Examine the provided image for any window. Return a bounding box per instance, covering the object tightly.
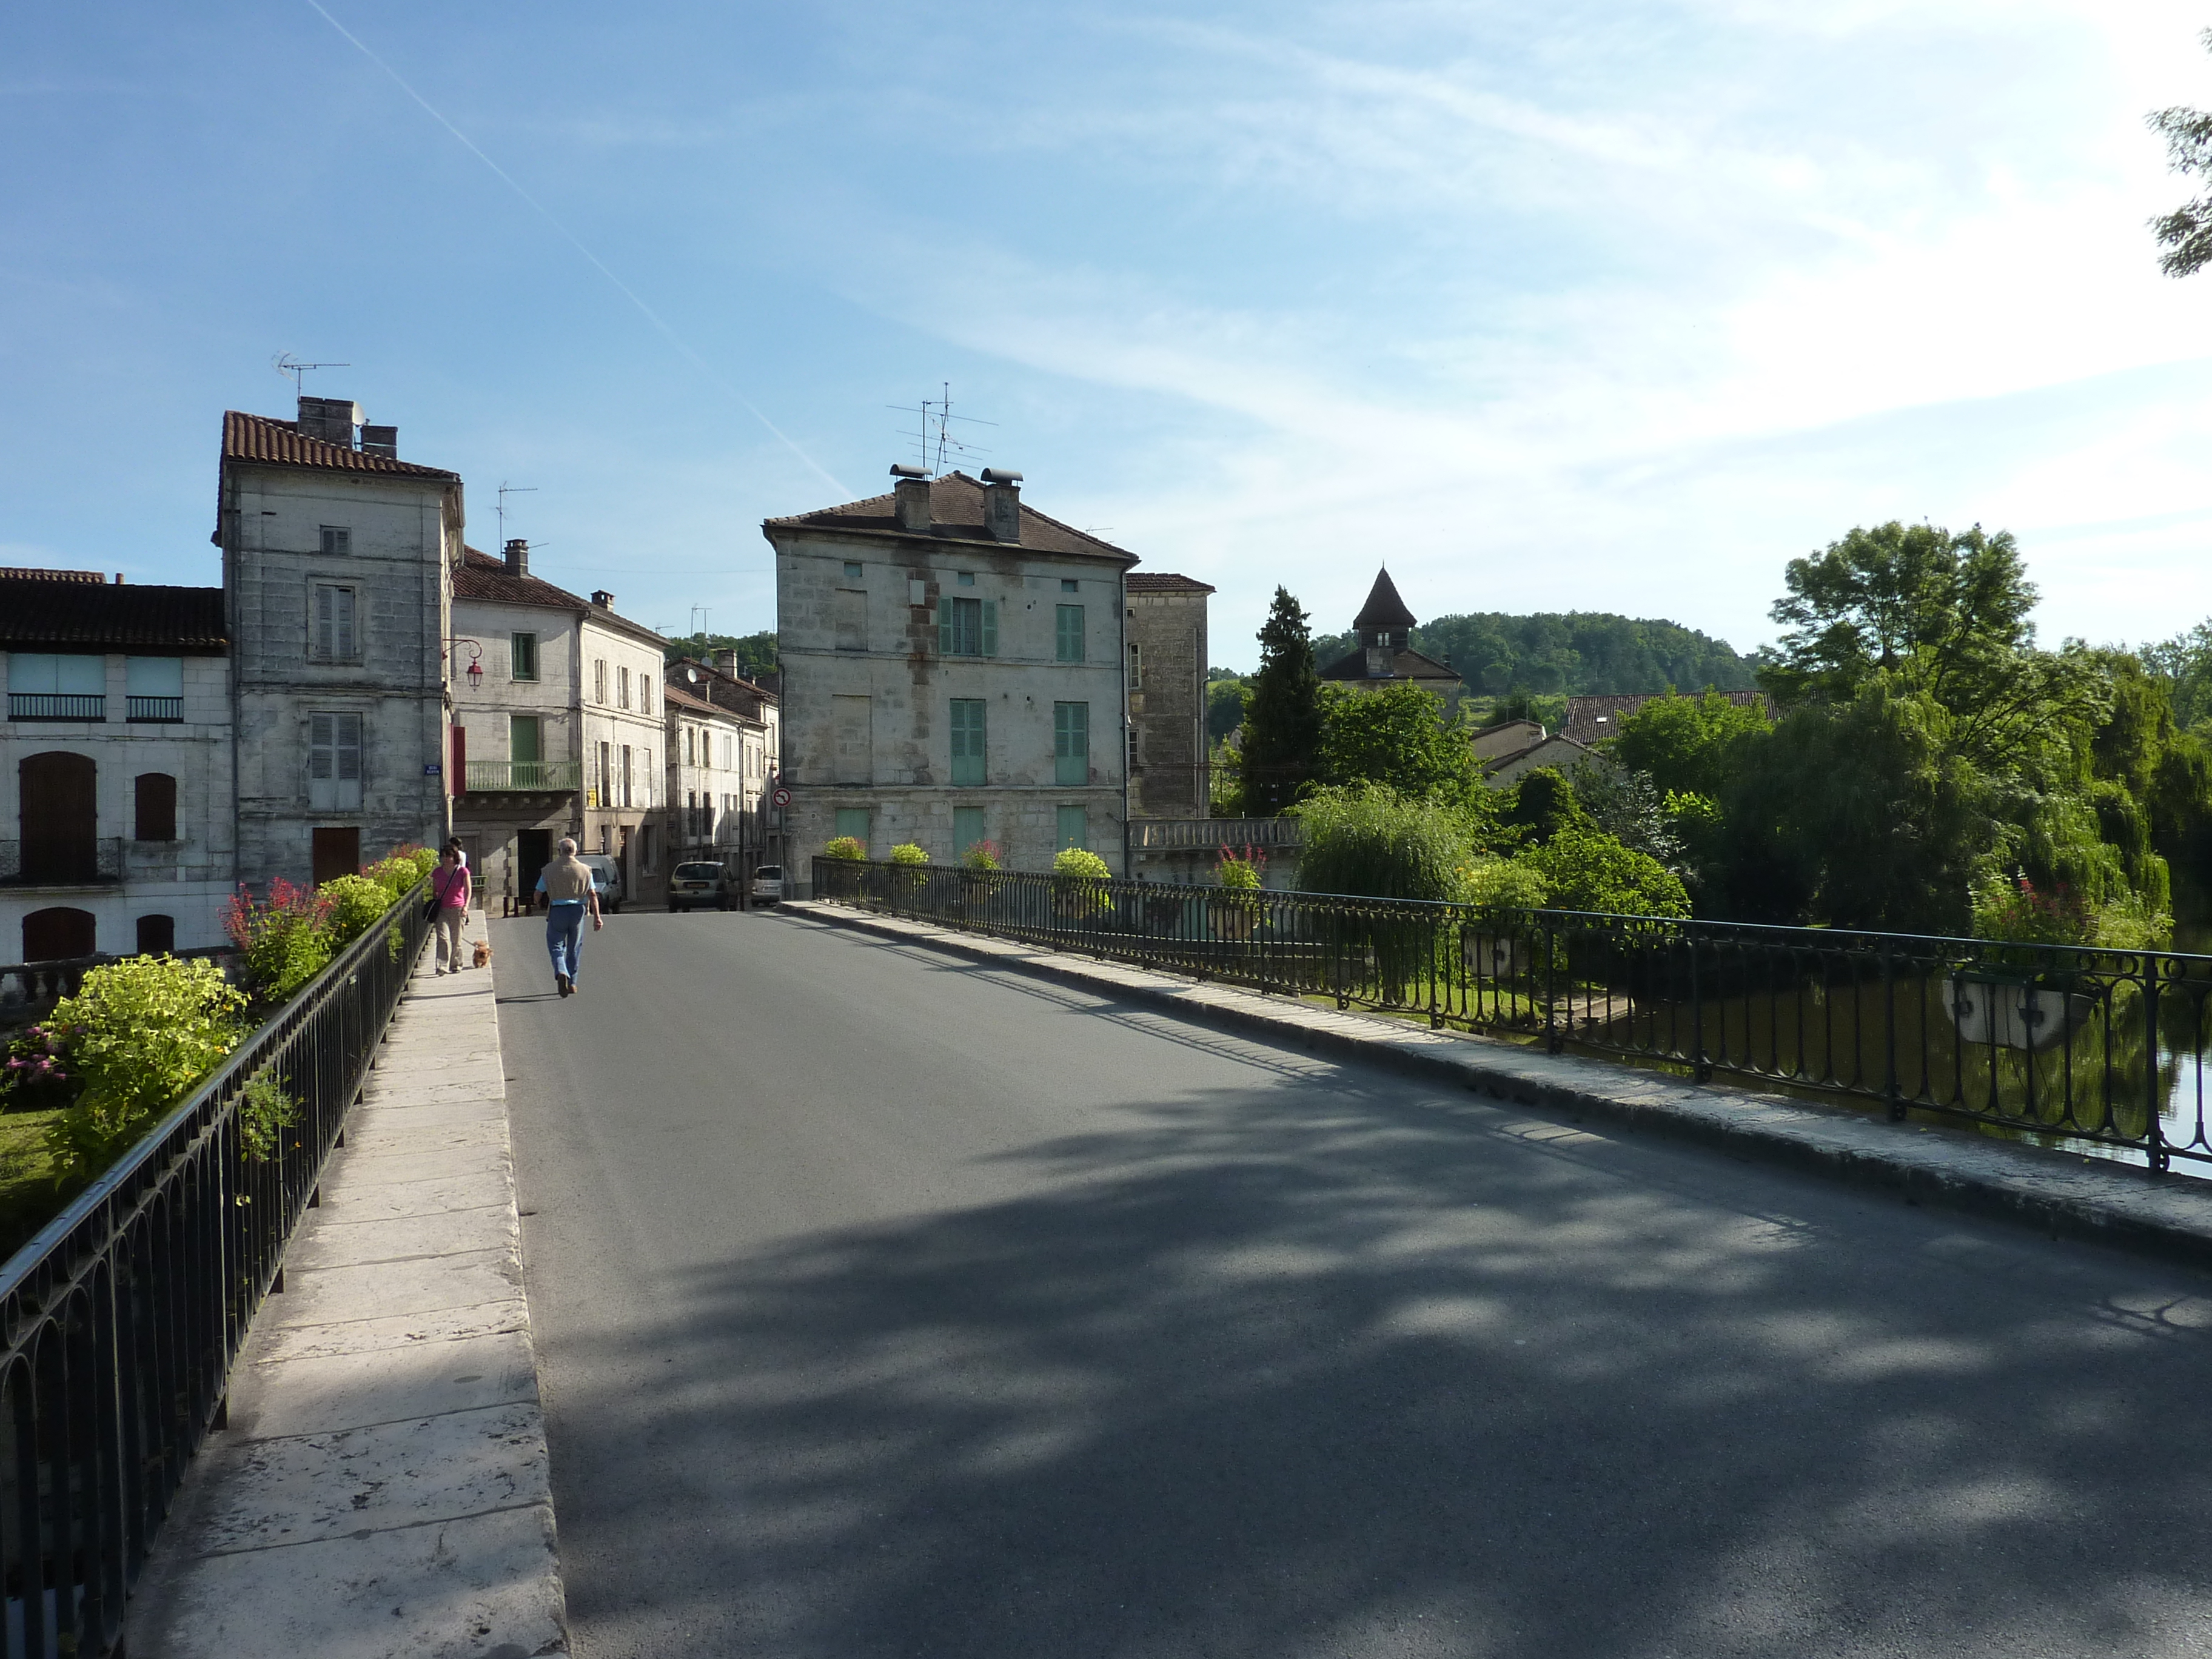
[617,666,631,709]
[622,745,634,808]
[641,824,657,874]
[953,805,987,860]
[1057,806,1088,853]
[642,748,652,806]
[126,656,184,721]
[8,653,105,720]
[136,914,175,955]
[511,632,538,681]
[594,659,608,703]
[721,734,734,770]
[509,715,542,785]
[312,583,358,659]
[843,560,864,580]
[834,587,867,652]
[597,741,611,807]
[950,698,987,787]
[957,571,975,586]
[1056,604,1085,663]
[309,712,364,811]
[1054,702,1089,787]
[834,808,871,849]
[685,728,695,766]
[134,773,177,842]
[1128,642,1144,692]
[1061,578,1079,594]
[938,596,996,657]
[642,674,652,708]
[320,526,350,557]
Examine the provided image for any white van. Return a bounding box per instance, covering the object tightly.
[749,864,785,906]
[574,853,625,913]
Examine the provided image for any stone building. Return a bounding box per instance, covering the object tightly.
[217,397,462,886]
[578,593,670,907]
[448,541,592,908]
[1319,568,1461,692]
[1124,572,1214,818]
[767,469,1134,873]
[1,569,236,961]
[665,654,779,877]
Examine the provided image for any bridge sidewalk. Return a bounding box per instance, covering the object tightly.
[789,900,2212,1272]
[124,947,568,1658]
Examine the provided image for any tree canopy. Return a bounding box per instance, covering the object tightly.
[1309,611,1757,695]
[2150,33,2212,278]
[1240,588,1323,816]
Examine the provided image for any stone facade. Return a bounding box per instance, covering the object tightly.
[578,598,671,907]
[665,661,778,879]
[218,401,461,888]
[1,574,236,959]
[1125,574,1214,818]
[767,471,1134,874]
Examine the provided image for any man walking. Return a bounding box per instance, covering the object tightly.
[535,837,602,997]
[431,840,472,975]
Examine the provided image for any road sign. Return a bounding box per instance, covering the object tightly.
[772,786,792,807]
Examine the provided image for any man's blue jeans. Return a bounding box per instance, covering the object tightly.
[546,900,587,985]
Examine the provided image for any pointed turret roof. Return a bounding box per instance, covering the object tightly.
[1352,567,1416,631]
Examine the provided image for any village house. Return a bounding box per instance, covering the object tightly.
[1125,573,1214,819]
[217,396,461,887]
[1,569,236,961]
[664,654,780,879]
[768,468,1134,873]
[578,591,671,907]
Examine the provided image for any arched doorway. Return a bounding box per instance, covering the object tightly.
[22,907,95,963]
[20,751,98,883]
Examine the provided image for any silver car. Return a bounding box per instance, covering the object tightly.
[749,863,784,906]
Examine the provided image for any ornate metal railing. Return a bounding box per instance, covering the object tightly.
[463,759,581,792]
[1128,817,1301,851]
[6,695,104,722]
[813,858,2212,1172]
[0,840,126,887]
[124,697,182,723]
[0,879,431,1657]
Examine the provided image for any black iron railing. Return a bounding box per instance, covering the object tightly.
[124,696,181,723]
[0,839,126,887]
[813,858,2212,1173]
[0,880,431,1657]
[6,695,105,722]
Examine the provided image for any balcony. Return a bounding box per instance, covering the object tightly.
[464,759,583,793]
[1129,817,1303,851]
[0,837,125,887]
[127,695,184,722]
[8,694,106,722]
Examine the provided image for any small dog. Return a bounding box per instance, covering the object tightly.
[472,939,494,969]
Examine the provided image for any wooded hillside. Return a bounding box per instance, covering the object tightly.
[1310,611,1760,695]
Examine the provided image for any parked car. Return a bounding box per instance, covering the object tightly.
[750,863,785,906]
[574,853,625,913]
[668,860,733,912]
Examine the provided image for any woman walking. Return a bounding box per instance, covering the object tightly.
[535,837,602,997]
[431,840,472,975]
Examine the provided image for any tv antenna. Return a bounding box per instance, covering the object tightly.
[273,354,350,394]
[497,482,537,548]
[689,605,712,638]
[889,382,996,477]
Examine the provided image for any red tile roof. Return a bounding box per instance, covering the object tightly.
[453,548,591,611]
[222,410,458,480]
[0,575,227,652]
[1126,572,1215,595]
[765,472,1135,565]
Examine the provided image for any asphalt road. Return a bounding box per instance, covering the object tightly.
[492,906,2212,1659]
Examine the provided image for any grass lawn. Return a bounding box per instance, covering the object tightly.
[0,1109,70,1263]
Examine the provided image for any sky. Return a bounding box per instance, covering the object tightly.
[4,1,2211,671]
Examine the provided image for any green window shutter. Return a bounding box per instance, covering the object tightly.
[1056,604,1084,662]
[1054,701,1089,787]
[834,808,871,848]
[954,806,987,858]
[1057,805,1087,851]
[981,600,997,657]
[938,596,952,655]
[951,698,987,786]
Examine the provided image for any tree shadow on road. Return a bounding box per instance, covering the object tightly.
[546,1030,2212,1659]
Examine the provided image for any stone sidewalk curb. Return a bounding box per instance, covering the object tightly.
[787,900,2212,1273]
[125,934,570,1658]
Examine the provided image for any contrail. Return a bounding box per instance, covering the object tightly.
[301,0,850,498]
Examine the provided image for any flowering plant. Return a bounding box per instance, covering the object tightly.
[1216,845,1266,893]
[1,1022,78,1112]
[960,839,1004,873]
[821,836,867,862]
[223,878,336,1000]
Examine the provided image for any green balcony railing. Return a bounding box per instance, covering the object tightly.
[464,759,582,792]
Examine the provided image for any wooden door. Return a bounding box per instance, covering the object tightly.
[22,907,95,963]
[311,826,361,886]
[19,752,96,882]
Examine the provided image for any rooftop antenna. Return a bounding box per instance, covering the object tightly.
[497,482,538,548]
[273,354,350,395]
[689,605,711,638]
[888,381,996,477]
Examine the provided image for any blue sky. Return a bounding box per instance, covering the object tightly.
[4,1,2210,670]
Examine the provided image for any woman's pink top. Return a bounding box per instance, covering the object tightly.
[434,862,471,910]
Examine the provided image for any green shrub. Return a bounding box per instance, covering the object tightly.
[235,1071,302,1164]
[1517,826,1690,918]
[888,843,930,865]
[822,836,866,862]
[319,874,395,945]
[960,839,1004,872]
[1459,857,1548,911]
[1054,846,1111,881]
[42,956,248,1183]
[1216,846,1266,891]
[1969,870,2172,948]
[361,847,435,899]
[222,879,335,1000]
[1294,783,1474,902]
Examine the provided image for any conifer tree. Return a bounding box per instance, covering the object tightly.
[1240,587,1322,816]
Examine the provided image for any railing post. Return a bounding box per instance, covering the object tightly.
[1689,930,1711,1082]
[1544,919,1561,1054]
[1883,942,1905,1121]
[2145,952,2168,1173]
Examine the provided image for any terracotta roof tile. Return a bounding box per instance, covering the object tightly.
[1126,572,1215,594]
[0,575,226,652]
[453,548,591,611]
[222,410,458,480]
[765,472,1135,565]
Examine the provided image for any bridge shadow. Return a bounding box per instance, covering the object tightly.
[547,1034,2212,1657]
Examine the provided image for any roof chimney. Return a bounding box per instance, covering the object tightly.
[297,396,363,447]
[980,468,1022,543]
[891,464,931,534]
[361,424,398,458]
[591,589,615,610]
[503,538,529,577]
[711,648,739,677]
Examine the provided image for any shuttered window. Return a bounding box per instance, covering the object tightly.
[313,584,358,659]
[950,699,987,787]
[309,712,363,810]
[937,596,996,657]
[511,632,538,680]
[1053,702,1088,787]
[1056,806,1087,852]
[1056,604,1084,662]
[134,773,177,842]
